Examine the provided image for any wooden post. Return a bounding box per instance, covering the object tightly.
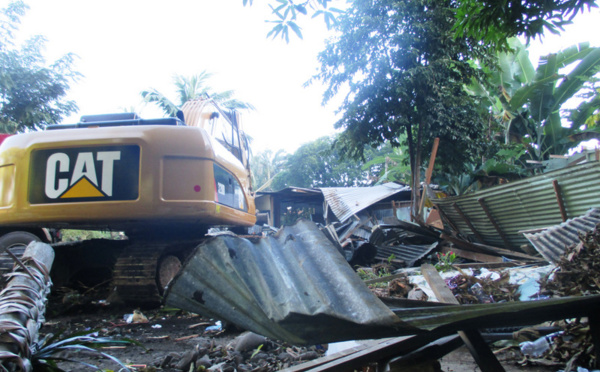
[478,198,511,249]
[452,203,484,243]
[418,138,440,221]
[552,180,568,222]
[421,264,505,372]
[0,242,54,372]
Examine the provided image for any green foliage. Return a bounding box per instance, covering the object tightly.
[434,251,456,272]
[453,0,598,50]
[565,77,600,131]
[356,267,390,282]
[475,40,600,161]
[314,0,493,218]
[269,135,391,190]
[243,0,344,42]
[251,148,288,191]
[361,140,411,185]
[32,329,141,371]
[387,254,396,265]
[250,344,264,359]
[0,1,79,133]
[141,72,254,117]
[60,230,120,242]
[435,146,528,196]
[466,38,600,171]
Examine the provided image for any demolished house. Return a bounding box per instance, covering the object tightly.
[254,183,440,267]
[164,158,600,371]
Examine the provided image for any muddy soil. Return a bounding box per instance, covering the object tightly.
[38,300,559,372]
[40,302,325,372]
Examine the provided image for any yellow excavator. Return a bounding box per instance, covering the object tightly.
[0,98,256,302]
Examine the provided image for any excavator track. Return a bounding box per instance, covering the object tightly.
[112,241,165,304]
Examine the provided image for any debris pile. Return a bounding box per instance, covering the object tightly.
[539,223,600,297]
[516,320,595,370]
[446,269,520,304]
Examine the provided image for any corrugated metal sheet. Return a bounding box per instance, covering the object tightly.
[523,208,600,263]
[321,183,411,222]
[165,219,417,345]
[434,162,600,250]
[374,242,438,267]
[164,219,600,344]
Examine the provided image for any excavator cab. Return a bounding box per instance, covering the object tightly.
[0,98,257,302]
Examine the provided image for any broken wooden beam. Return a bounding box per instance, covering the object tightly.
[440,246,503,264]
[552,180,568,222]
[451,203,484,243]
[440,233,543,262]
[478,198,511,249]
[421,263,505,372]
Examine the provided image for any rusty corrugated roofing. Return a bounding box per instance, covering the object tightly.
[434,161,600,250]
[164,220,600,345]
[321,183,411,222]
[165,219,417,344]
[523,208,600,263]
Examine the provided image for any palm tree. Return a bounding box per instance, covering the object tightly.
[251,149,288,192]
[141,71,254,117]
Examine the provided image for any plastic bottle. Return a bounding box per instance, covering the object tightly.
[519,331,562,357]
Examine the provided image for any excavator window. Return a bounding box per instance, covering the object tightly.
[207,111,243,162]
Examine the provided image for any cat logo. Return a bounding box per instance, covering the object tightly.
[45,151,121,199]
[30,145,140,204]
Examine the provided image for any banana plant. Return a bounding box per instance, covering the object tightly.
[471,39,600,161]
[508,43,600,160]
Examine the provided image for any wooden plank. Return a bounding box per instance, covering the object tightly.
[440,233,543,262]
[283,338,390,371]
[364,273,409,285]
[453,262,520,270]
[440,246,503,264]
[421,263,505,372]
[552,180,568,222]
[452,203,484,242]
[284,335,437,372]
[477,198,511,248]
[386,334,462,370]
[589,311,600,367]
[421,264,460,305]
[460,329,505,372]
[418,138,440,220]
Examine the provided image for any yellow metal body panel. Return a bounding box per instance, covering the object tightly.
[0,124,256,231]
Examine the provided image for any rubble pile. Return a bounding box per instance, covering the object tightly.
[539,223,600,297]
[516,320,595,370]
[446,269,520,304]
[40,309,324,372]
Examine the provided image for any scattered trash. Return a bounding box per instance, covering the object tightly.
[205,320,222,332]
[539,223,600,297]
[124,309,149,324]
[445,269,519,304]
[151,324,162,329]
[519,331,562,358]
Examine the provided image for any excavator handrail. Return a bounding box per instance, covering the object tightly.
[46,117,185,130]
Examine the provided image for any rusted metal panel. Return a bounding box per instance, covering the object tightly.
[523,208,600,263]
[374,242,438,267]
[165,219,418,345]
[165,219,600,346]
[434,162,600,250]
[321,183,411,222]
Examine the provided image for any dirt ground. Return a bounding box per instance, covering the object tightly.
[37,300,561,372]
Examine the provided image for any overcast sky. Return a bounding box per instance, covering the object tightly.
[14,0,341,153]
[9,1,600,154]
